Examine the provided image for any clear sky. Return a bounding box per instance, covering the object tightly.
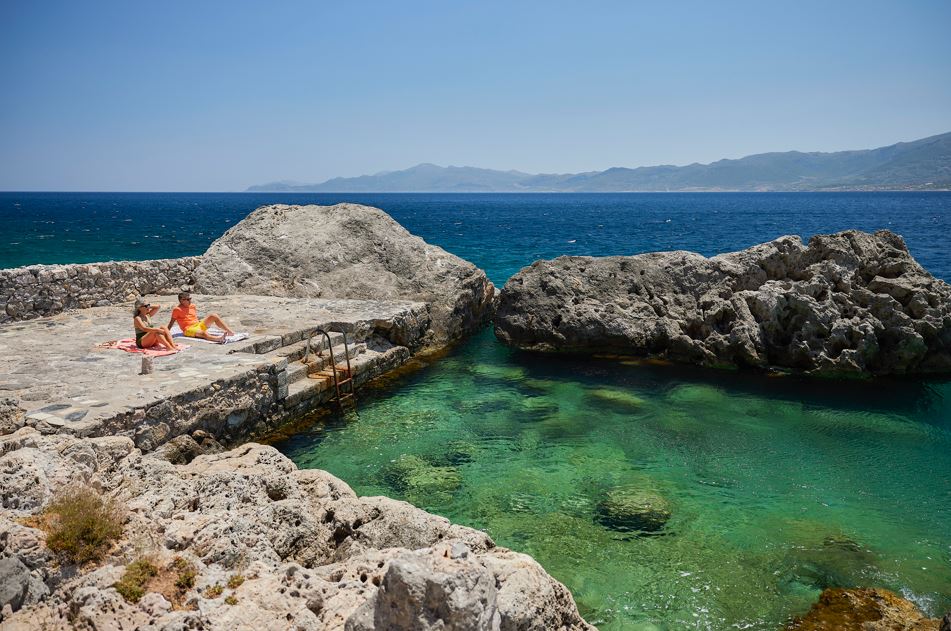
[2,1,950,191]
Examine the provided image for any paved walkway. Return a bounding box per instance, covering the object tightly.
[0,294,425,432]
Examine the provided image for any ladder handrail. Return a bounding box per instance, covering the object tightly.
[302,327,355,406]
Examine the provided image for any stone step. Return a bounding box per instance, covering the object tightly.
[286,343,365,385]
[284,346,382,408]
[285,373,334,407]
[231,329,348,357]
[305,342,365,372]
[277,331,348,362]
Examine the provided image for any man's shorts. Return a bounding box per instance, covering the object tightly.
[183,321,208,337]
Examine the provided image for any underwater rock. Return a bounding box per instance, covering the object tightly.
[382,454,462,499]
[594,485,672,533]
[786,587,942,630]
[586,387,645,410]
[495,230,951,376]
[783,534,879,591]
[468,363,528,381]
[195,203,495,349]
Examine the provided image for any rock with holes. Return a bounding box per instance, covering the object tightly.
[0,429,593,630]
[786,587,944,630]
[194,203,495,349]
[495,230,951,375]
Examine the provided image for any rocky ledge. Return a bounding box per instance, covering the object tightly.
[495,230,951,376]
[0,427,593,630]
[195,204,495,349]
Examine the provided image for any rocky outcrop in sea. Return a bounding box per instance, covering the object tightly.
[195,204,495,349]
[0,428,593,630]
[495,230,951,376]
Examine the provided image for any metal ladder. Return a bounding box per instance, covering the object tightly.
[302,328,356,407]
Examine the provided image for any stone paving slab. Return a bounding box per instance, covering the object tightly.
[0,294,427,429]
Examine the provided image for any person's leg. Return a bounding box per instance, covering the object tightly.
[194,329,226,343]
[139,332,161,348]
[158,326,178,349]
[202,313,234,336]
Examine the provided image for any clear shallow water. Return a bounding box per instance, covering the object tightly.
[4,192,951,628]
[276,331,951,629]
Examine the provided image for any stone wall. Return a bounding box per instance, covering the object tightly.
[0,257,201,323]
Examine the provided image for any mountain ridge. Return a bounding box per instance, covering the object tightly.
[247,131,951,192]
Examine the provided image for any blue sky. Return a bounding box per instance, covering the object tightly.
[1,1,950,191]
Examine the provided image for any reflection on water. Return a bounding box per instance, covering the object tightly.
[275,330,951,630]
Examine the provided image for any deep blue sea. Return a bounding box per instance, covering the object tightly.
[2,192,949,284]
[3,192,950,629]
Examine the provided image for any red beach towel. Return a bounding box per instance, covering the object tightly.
[99,338,186,356]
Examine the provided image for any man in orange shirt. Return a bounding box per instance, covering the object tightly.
[168,292,235,343]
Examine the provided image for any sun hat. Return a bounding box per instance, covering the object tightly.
[133,297,150,315]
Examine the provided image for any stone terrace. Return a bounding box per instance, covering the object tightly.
[0,294,428,450]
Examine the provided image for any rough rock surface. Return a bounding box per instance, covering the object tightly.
[495,230,951,375]
[0,428,592,630]
[786,587,942,630]
[195,204,495,348]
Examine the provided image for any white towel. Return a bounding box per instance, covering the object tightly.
[171,324,249,344]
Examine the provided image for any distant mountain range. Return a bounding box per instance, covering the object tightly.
[247,131,951,192]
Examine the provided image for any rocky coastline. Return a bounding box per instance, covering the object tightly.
[495,229,951,376]
[0,204,596,630]
[2,208,949,629]
[0,429,592,630]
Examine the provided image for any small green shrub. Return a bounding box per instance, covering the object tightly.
[224,595,238,606]
[41,487,124,564]
[114,558,159,603]
[171,557,197,590]
[204,583,223,598]
[226,574,245,589]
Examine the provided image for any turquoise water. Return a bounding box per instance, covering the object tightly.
[277,331,951,629]
[5,192,950,628]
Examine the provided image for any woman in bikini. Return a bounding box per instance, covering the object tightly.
[133,298,178,350]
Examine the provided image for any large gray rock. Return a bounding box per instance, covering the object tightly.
[0,429,593,630]
[195,204,495,348]
[495,230,951,376]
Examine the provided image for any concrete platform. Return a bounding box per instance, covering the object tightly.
[0,294,428,448]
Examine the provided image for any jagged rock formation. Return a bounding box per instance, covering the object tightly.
[495,230,951,376]
[195,204,495,348]
[786,588,943,630]
[0,428,592,630]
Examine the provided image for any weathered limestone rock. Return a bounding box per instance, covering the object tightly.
[0,428,593,630]
[786,587,943,630]
[495,230,951,376]
[195,204,495,348]
[0,397,25,435]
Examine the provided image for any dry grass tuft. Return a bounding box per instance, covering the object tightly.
[32,486,124,564]
[226,573,245,589]
[114,558,159,603]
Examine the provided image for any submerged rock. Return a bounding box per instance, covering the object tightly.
[786,587,942,630]
[783,533,880,591]
[587,387,645,410]
[495,230,951,376]
[195,203,495,348]
[594,485,672,533]
[381,454,462,502]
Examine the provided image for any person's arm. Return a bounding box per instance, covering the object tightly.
[134,316,158,333]
[167,307,177,330]
[148,305,161,317]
